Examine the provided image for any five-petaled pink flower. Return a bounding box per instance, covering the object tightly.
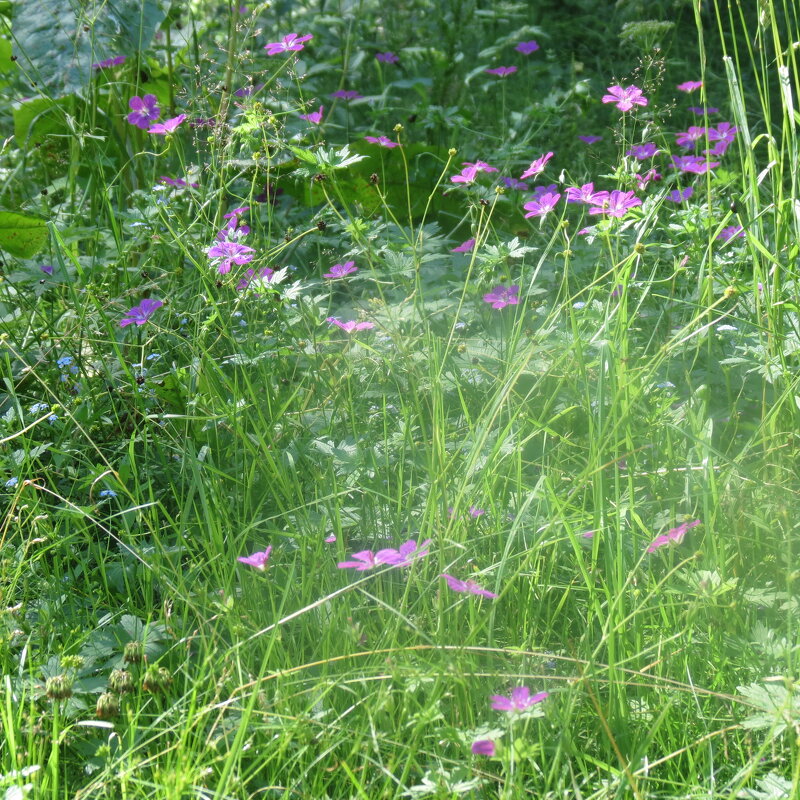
[646,519,700,553]
[120,298,163,327]
[451,238,475,253]
[93,55,126,69]
[451,165,479,184]
[206,240,255,274]
[148,114,186,135]
[635,168,661,191]
[364,135,398,148]
[238,545,273,570]
[589,189,641,218]
[602,85,648,112]
[566,183,607,204]
[490,686,549,712]
[520,151,553,180]
[677,80,703,92]
[326,317,375,332]
[237,267,274,291]
[441,574,498,598]
[375,539,432,567]
[462,160,498,173]
[376,52,399,63]
[264,33,313,55]
[626,143,659,160]
[671,155,719,174]
[515,40,540,54]
[323,261,357,279]
[337,550,377,571]
[127,94,160,129]
[485,66,517,77]
[300,105,324,124]
[675,126,708,148]
[472,740,496,756]
[523,191,561,218]
[483,285,520,309]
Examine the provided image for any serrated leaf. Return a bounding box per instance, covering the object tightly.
[0,211,48,258]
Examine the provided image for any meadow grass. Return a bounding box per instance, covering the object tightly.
[1,0,800,797]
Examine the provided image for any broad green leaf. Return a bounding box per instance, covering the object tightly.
[0,211,48,258]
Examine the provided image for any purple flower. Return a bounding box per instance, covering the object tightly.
[441,573,498,598]
[532,183,558,198]
[237,267,274,291]
[300,105,324,124]
[635,168,661,191]
[216,217,250,242]
[688,106,719,115]
[224,206,250,219]
[668,186,693,203]
[565,182,606,204]
[717,225,745,242]
[646,519,700,553]
[578,135,602,144]
[234,83,265,97]
[523,191,561,218]
[337,550,377,570]
[451,238,475,253]
[483,285,520,309]
[160,176,199,188]
[264,33,313,55]
[147,114,186,135]
[206,240,255,274]
[326,317,375,332]
[675,126,708,148]
[588,190,641,218]
[325,534,337,543]
[490,686,549,712]
[485,66,517,77]
[323,260,357,279]
[331,90,362,100]
[626,142,659,160]
[671,155,719,174]
[515,40,540,54]
[704,140,731,157]
[40,265,54,275]
[375,538,431,567]
[708,121,737,145]
[127,94,160,129]
[520,151,553,180]
[92,55,126,69]
[451,165,479,184]
[472,740,496,756]
[501,176,528,190]
[238,545,272,570]
[364,135,398,148]
[468,506,486,518]
[602,85,648,112]
[462,160,498,173]
[376,51,399,63]
[120,298,163,328]
[677,80,703,92]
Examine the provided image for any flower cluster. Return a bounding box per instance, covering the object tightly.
[337,539,431,570]
[206,208,255,275]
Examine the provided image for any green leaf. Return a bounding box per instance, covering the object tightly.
[0,211,48,258]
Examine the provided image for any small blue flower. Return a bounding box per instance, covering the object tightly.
[99,489,118,499]
[29,403,49,414]
[48,415,58,424]
[5,477,18,489]
[57,356,73,368]
[146,353,162,361]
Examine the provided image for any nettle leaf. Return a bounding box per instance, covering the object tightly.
[0,211,48,258]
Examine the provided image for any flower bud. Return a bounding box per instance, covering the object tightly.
[109,669,134,695]
[123,641,145,665]
[96,692,120,719]
[143,666,172,694]
[45,675,73,701]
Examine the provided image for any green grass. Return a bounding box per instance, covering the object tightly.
[1,0,800,797]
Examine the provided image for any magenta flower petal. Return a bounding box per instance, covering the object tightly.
[337,550,377,570]
[147,114,186,135]
[483,285,520,310]
[602,84,648,112]
[127,94,160,129]
[451,238,476,253]
[300,105,324,124]
[646,519,700,553]
[472,740,496,756]
[264,33,313,55]
[364,135,398,148]
[485,66,517,77]
[376,51,399,64]
[326,317,375,333]
[238,545,273,570]
[677,80,703,92]
[520,151,553,180]
[515,40,540,54]
[120,298,163,327]
[491,686,549,712]
[441,574,498,599]
[323,260,358,279]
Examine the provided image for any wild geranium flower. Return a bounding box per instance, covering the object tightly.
[566,183,606,204]
[148,114,186,135]
[485,66,517,77]
[93,55,126,69]
[331,89,362,100]
[237,267,274,291]
[717,225,745,242]
[300,105,324,124]
[671,155,719,174]
[483,285,520,309]
[490,686,549,712]
[120,298,163,327]
[635,168,661,191]
[589,190,641,218]
[520,151,553,180]
[626,143,659,160]
[451,238,475,253]
[325,534,337,543]
[688,105,719,115]
[451,165,479,184]
[668,186,694,203]
[206,240,255,274]
[375,538,431,567]
[532,183,558,198]
[515,40,540,54]
[224,206,249,220]
[326,318,375,332]
[441,574,498,598]
[602,85,648,112]
[676,126,708,148]
[708,121,737,145]
[677,80,703,92]
[337,550,377,570]
[523,191,561,218]
[501,176,528,190]
[376,51,399,63]
[160,176,199,188]
[238,545,272,570]
[264,33,312,55]
[40,265,54,275]
[646,519,700,553]
[234,83,265,97]
[364,135,398,148]
[472,740,496,756]
[578,135,602,144]
[468,506,486,518]
[127,94,160,129]
[323,261,357,279]
[463,160,498,173]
